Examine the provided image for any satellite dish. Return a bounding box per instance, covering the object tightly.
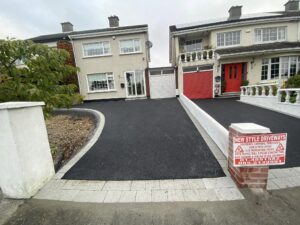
[146,41,153,48]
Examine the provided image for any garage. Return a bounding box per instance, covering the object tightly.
[149,67,176,99]
[183,66,213,99]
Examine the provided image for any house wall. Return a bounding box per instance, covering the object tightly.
[72,32,149,100]
[210,21,299,49]
[173,20,300,96]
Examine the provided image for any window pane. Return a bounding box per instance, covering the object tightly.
[255,29,262,42]
[217,33,224,47]
[278,27,286,40]
[270,58,280,79]
[281,57,289,78]
[290,56,297,77]
[120,39,141,53]
[134,39,141,52]
[83,42,110,56]
[88,73,114,91]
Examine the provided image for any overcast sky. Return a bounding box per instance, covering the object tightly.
[0,0,287,67]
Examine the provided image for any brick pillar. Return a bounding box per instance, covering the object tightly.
[56,40,79,87]
[228,123,271,189]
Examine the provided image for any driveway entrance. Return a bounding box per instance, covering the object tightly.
[193,98,300,168]
[63,99,225,180]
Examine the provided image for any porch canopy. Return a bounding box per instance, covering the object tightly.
[215,42,300,59]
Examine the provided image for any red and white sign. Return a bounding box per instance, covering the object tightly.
[233,133,287,167]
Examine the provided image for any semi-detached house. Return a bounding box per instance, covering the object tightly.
[31,16,151,101]
[169,0,300,99]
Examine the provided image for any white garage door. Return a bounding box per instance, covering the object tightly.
[149,69,176,99]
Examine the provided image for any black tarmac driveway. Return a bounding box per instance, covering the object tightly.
[193,98,300,169]
[63,99,225,180]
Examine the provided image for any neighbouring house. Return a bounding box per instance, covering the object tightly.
[30,22,78,86]
[30,16,151,101]
[70,16,150,101]
[169,0,300,99]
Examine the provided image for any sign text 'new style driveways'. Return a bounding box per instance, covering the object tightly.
[233,133,287,167]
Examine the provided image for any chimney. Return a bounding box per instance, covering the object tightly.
[61,22,73,33]
[228,6,242,20]
[285,0,299,11]
[108,16,119,27]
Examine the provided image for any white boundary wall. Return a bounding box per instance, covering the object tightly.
[179,93,229,157]
[0,102,54,199]
[240,95,300,119]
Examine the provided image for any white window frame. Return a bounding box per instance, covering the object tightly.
[261,56,300,81]
[255,26,287,44]
[82,41,111,58]
[216,30,241,48]
[119,39,142,55]
[86,72,116,93]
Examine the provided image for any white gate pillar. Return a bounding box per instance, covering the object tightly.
[0,102,54,199]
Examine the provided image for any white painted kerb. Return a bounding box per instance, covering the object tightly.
[0,101,54,199]
[230,123,271,134]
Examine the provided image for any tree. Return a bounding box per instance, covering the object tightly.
[0,39,82,115]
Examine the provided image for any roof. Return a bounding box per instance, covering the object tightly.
[215,42,300,56]
[30,24,148,43]
[170,11,300,33]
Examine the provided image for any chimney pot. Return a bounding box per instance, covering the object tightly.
[285,0,299,11]
[108,16,119,28]
[61,22,73,33]
[228,6,242,20]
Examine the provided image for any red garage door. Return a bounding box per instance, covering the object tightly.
[183,71,213,99]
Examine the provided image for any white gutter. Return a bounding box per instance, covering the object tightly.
[69,27,148,39]
[171,16,300,36]
[217,47,300,59]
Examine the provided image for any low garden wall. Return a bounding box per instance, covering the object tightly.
[179,93,229,157]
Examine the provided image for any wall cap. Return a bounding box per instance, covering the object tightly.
[230,123,271,134]
[0,102,45,110]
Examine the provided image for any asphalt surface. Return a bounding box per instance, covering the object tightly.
[193,98,300,169]
[63,98,225,180]
[4,187,300,225]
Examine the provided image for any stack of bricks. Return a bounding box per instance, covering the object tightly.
[228,123,270,189]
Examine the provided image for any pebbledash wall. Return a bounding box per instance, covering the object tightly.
[71,32,149,100]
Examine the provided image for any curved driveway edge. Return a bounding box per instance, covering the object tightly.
[52,108,105,180]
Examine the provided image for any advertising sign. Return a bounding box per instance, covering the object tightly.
[233,133,287,167]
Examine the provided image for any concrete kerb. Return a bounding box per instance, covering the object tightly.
[52,108,105,177]
[34,105,245,203]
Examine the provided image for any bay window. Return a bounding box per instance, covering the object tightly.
[261,56,300,80]
[87,73,115,92]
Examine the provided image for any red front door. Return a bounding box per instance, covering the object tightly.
[224,63,243,92]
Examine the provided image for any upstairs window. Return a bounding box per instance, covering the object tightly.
[255,27,286,43]
[83,42,111,57]
[120,39,141,54]
[217,31,241,47]
[183,39,202,52]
